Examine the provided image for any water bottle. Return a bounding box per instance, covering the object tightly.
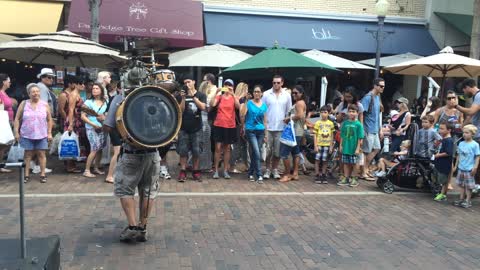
[383,136,389,153]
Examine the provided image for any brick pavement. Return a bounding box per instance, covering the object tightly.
[1,194,480,270]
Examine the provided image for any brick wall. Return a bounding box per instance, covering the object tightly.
[201,0,426,18]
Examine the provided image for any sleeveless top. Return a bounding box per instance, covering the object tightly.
[20,100,48,140]
[245,100,267,131]
[438,107,462,134]
[290,103,305,137]
[63,91,85,133]
[0,90,14,121]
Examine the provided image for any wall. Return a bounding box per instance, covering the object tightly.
[201,0,426,18]
[426,0,473,52]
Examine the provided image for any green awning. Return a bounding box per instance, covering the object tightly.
[434,12,473,37]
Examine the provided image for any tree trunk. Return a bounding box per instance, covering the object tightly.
[88,0,101,43]
[470,0,480,59]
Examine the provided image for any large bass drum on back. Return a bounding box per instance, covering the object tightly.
[115,85,181,149]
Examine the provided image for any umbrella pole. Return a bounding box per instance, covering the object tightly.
[440,71,446,98]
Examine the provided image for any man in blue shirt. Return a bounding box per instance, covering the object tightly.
[361,78,385,177]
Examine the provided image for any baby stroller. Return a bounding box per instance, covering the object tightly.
[376,117,442,195]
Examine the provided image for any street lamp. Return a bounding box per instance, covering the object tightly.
[374,0,390,78]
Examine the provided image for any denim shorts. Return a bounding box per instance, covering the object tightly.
[176,129,202,157]
[20,137,48,151]
[280,136,302,159]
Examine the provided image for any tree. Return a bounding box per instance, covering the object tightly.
[470,0,480,59]
[88,0,102,42]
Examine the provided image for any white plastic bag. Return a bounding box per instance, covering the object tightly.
[261,143,267,162]
[7,143,24,162]
[0,110,14,145]
[279,119,297,147]
[58,131,80,160]
[49,132,62,155]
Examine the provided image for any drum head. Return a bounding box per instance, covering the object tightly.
[123,86,180,147]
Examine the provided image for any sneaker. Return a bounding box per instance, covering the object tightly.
[45,168,52,174]
[434,194,447,202]
[160,166,171,180]
[192,171,202,182]
[460,200,472,208]
[224,171,231,179]
[32,165,41,174]
[248,175,255,182]
[213,171,219,179]
[321,174,329,184]
[337,176,349,186]
[314,175,322,184]
[136,226,147,242]
[177,170,187,182]
[272,169,281,179]
[453,199,464,207]
[257,176,264,184]
[349,177,359,187]
[263,169,271,179]
[120,226,139,242]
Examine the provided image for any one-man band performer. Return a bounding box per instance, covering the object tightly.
[104,93,160,242]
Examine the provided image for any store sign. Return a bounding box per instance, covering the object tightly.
[68,0,204,47]
[312,28,341,40]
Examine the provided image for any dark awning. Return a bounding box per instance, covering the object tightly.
[435,12,473,37]
[204,12,439,55]
[68,0,204,48]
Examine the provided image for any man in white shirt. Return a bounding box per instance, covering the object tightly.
[262,75,292,179]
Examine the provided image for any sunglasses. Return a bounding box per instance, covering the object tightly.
[447,97,456,100]
[273,81,282,84]
[46,76,54,79]
[377,85,385,88]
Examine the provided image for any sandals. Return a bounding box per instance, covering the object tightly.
[67,168,82,173]
[83,171,96,178]
[93,168,105,175]
[104,177,114,184]
[279,175,292,182]
[291,175,299,181]
[40,176,47,183]
[23,176,29,183]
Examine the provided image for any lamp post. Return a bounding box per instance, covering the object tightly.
[374,0,390,78]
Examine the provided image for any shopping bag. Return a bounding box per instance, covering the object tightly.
[7,143,24,162]
[279,120,297,147]
[0,110,14,145]
[49,132,62,155]
[58,131,80,160]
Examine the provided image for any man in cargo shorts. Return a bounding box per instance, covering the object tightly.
[104,93,160,243]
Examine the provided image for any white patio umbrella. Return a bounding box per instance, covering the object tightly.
[0,33,16,43]
[0,30,127,68]
[168,43,252,68]
[385,46,480,97]
[358,52,423,67]
[301,49,374,70]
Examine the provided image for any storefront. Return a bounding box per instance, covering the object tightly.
[68,0,204,48]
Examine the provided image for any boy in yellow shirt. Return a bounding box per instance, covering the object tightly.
[313,106,335,184]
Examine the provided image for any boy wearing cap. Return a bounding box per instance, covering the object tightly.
[176,76,207,182]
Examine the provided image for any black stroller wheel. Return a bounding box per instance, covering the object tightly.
[383,180,395,194]
[376,177,386,188]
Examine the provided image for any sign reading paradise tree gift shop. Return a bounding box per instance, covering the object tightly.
[68,0,204,48]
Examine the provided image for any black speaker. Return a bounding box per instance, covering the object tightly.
[0,235,60,270]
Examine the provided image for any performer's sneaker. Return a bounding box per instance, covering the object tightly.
[119,226,139,242]
[178,170,187,182]
[136,225,148,242]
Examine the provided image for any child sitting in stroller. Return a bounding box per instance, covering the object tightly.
[373,140,410,178]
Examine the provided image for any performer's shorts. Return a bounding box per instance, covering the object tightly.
[114,151,160,199]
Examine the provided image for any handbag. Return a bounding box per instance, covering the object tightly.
[0,110,14,145]
[279,118,297,147]
[208,96,222,121]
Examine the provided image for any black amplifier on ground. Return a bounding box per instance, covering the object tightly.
[0,235,60,270]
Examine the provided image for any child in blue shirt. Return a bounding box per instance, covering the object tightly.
[453,124,480,208]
